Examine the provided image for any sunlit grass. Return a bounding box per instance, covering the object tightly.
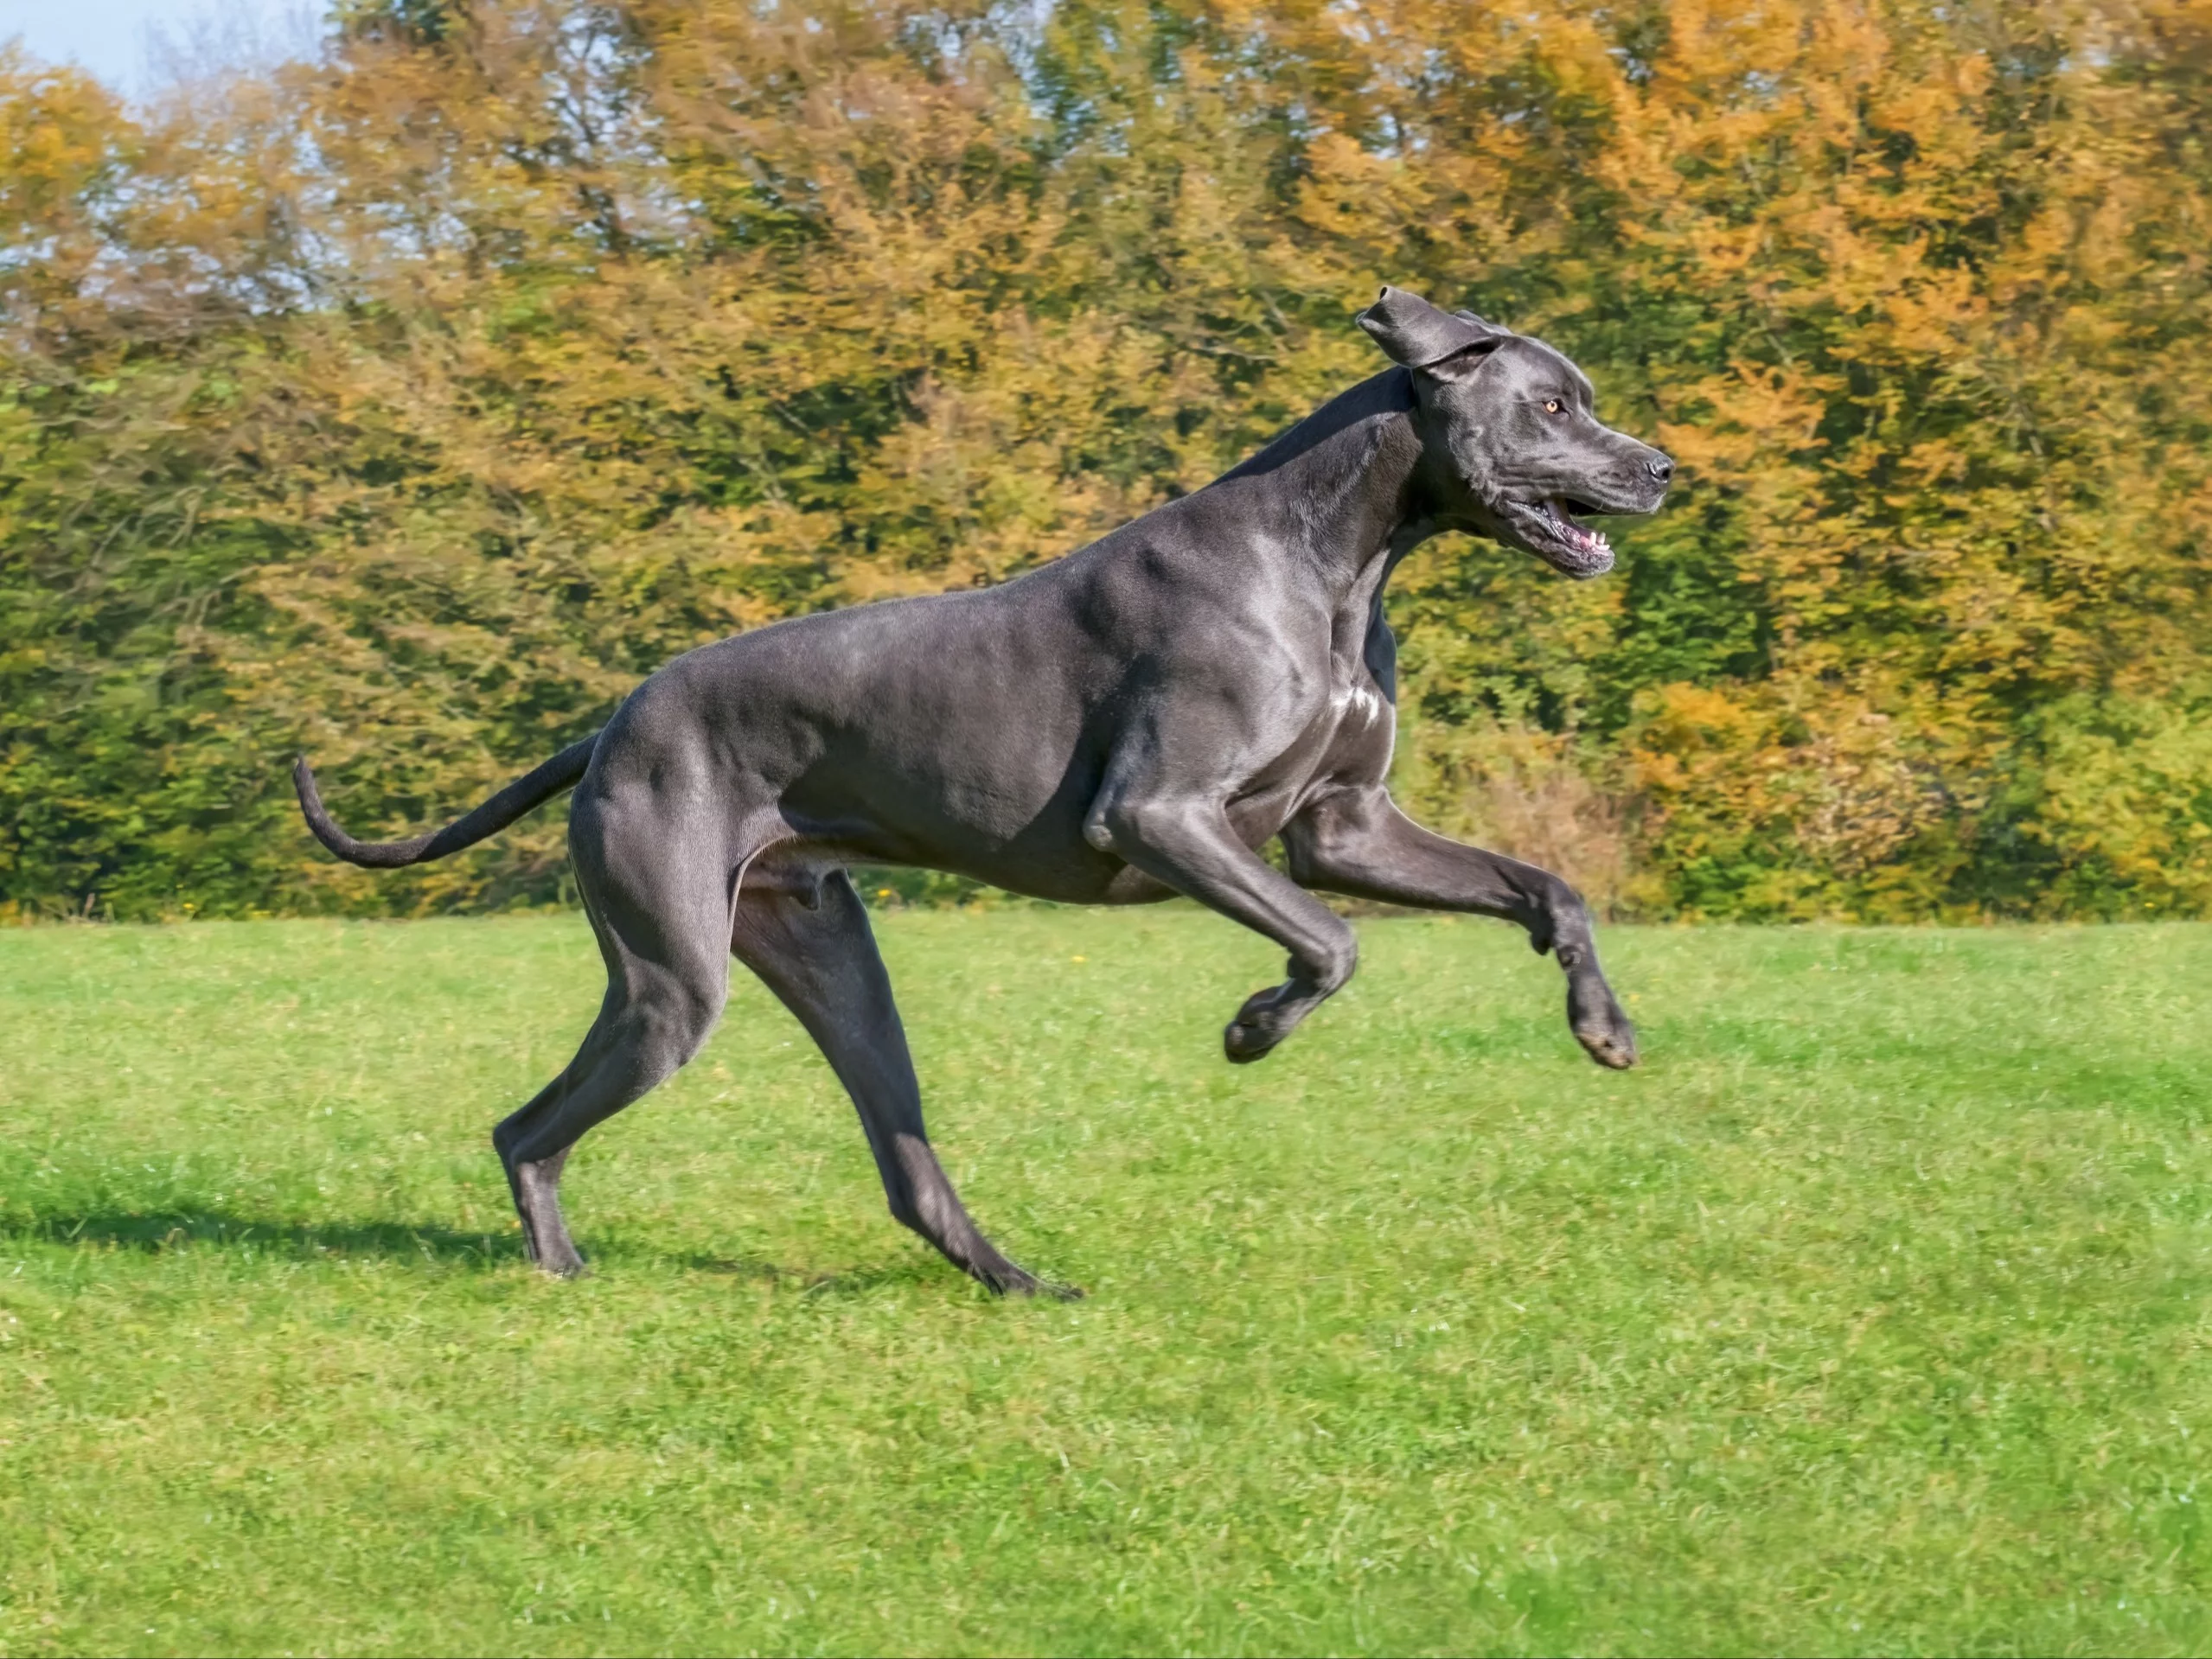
[2,912,2207,1656]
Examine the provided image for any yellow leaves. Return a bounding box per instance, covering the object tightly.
[0,47,138,328]
[1658,365,1830,481]
[0,47,132,212]
[1633,684,1771,763]
[1624,681,1966,917]
[2019,701,2212,916]
[3,0,2209,920]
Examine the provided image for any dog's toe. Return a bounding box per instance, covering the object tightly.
[1223,1020,1279,1063]
[1572,1008,1639,1069]
[1566,975,1639,1070]
[1577,1027,1638,1069]
[975,1259,1080,1299]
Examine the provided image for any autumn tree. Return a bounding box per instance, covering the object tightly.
[3,0,2207,922]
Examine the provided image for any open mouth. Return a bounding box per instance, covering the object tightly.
[1509,496,1614,574]
[1538,498,1611,562]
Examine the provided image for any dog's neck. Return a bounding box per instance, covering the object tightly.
[1208,368,1435,607]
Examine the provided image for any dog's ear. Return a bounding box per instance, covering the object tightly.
[1358,286,1507,372]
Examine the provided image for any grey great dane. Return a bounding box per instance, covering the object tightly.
[296,287,1673,1294]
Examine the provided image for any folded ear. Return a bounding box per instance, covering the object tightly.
[1357,285,1507,371]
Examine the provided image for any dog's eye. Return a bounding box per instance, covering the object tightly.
[1544,399,1563,414]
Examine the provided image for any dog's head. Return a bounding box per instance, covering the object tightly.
[1359,286,1672,578]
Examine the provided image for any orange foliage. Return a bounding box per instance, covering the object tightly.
[3,2,2208,919]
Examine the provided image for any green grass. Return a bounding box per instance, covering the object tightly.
[1,912,2208,1656]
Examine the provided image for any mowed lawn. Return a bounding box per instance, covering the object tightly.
[1,912,2207,1657]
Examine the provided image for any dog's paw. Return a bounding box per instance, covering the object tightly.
[535,1247,590,1279]
[1224,1018,1280,1064]
[974,1259,1084,1300]
[1576,1022,1638,1070]
[1567,974,1638,1069]
[1224,983,1307,1064]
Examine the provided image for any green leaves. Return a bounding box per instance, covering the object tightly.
[2,1,2209,919]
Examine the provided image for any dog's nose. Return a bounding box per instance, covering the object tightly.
[1646,454,1674,483]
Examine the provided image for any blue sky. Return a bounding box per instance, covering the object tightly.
[1,0,319,96]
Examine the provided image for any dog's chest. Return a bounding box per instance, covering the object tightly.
[1329,678,1390,730]
[1247,668,1395,810]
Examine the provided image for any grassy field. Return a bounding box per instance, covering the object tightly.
[1,910,2207,1656]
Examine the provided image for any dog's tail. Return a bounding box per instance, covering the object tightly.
[293,733,600,869]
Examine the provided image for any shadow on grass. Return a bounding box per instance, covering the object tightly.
[2,1207,526,1266]
[682,1252,947,1296]
[3,1207,956,1294]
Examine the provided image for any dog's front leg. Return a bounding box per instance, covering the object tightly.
[1089,790,1358,1062]
[1283,788,1637,1069]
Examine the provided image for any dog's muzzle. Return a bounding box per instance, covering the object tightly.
[1499,496,1618,577]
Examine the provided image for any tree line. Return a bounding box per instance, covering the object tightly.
[3,0,2208,922]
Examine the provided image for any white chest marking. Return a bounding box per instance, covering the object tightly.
[1333,684,1386,725]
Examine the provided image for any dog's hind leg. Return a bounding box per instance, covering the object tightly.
[732,869,1068,1298]
[492,953,729,1274]
[493,813,733,1275]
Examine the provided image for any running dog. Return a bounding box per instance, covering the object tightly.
[296,286,1674,1293]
